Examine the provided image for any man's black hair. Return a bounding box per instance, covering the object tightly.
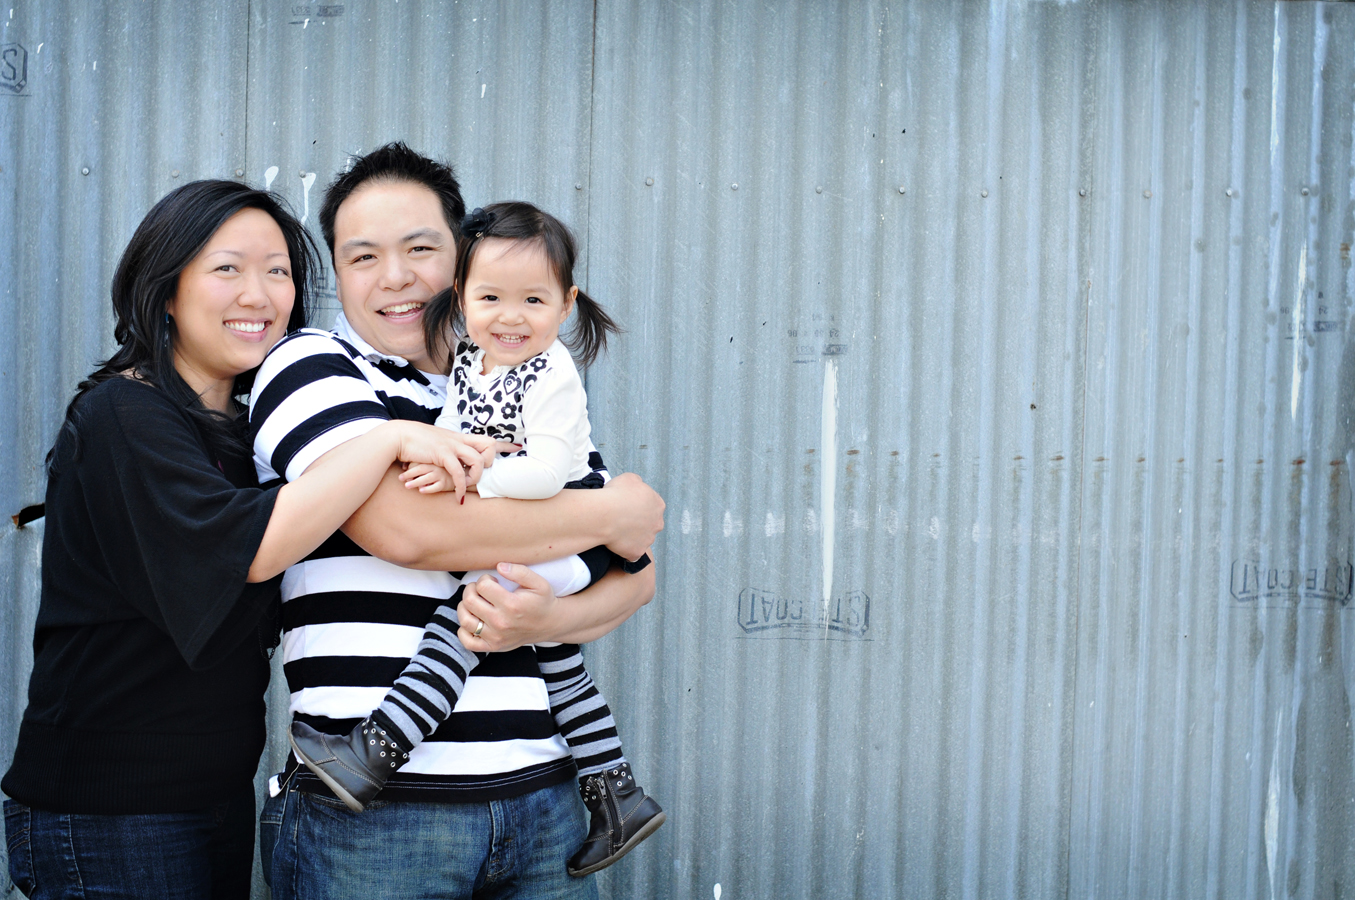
[318,142,466,257]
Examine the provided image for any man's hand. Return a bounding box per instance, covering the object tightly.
[601,473,665,562]
[457,563,559,652]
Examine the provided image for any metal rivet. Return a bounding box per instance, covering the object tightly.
[980,189,988,198]
[299,169,307,177]
[235,168,245,178]
[731,183,739,190]
[897,185,905,194]
[1143,189,1152,198]
[575,183,582,190]
[645,177,654,186]
[1300,186,1310,196]
[171,169,180,178]
[1225,188,1234,197]
[81,166,90,176]
[1079,189,1087,197]
[815,186,823,194]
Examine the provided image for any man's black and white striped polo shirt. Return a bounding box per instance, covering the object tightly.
[249,313,574,803]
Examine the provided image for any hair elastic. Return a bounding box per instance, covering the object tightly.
[461,207,494,239]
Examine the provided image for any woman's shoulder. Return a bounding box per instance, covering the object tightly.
[48,377,190,473]
[78,375,177,416]
[71,377,197,445]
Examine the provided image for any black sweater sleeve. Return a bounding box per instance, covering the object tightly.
[40,378,280,670]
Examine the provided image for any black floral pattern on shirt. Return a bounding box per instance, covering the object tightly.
[451,340,554,454]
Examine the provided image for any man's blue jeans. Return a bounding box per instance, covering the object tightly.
[261,778,598,900]
[4,782,255,899]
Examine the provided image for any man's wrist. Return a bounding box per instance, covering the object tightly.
[589,487,621,546]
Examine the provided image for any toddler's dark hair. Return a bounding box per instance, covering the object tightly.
[422,201,618,369]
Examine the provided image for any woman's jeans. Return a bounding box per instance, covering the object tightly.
[260,777,597,900]
[4,781,255,900]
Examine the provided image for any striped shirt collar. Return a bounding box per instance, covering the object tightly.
[331,312,439,388]
[332,311,413,369]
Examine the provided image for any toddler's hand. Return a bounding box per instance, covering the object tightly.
[401,463,460,493]
[394,424,500,503]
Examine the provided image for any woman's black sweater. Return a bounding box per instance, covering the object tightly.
[3,378,281,814]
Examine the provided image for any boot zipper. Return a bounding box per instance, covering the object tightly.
[600,775,621,851]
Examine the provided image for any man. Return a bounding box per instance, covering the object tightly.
[251,142,663,899]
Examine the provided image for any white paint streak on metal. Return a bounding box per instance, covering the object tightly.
[1266,712,1281,898]
[264,166,279,191]
[821,358,837,608]
[1290,242,1306,420]
[300,172,317,225]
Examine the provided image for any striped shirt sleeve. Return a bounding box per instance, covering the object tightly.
[250,330,390,484]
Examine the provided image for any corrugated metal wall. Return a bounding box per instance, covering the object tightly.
[2,2,1352,899]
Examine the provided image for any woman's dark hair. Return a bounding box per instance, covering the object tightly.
[422,201,618,370]
[52,179,319,467]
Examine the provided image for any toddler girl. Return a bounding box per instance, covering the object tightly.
[289,201,663,877]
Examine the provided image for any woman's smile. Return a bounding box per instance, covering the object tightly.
[167,207,295,408]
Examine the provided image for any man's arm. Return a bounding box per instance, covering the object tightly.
[342,468,664,570]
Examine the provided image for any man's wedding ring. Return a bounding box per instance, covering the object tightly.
[473,619,485,638]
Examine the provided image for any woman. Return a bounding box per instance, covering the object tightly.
[2,180,492,899]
